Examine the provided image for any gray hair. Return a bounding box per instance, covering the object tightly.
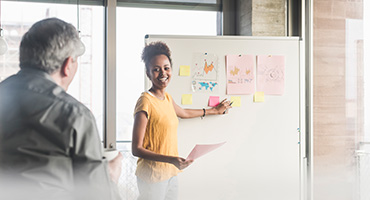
[19,18,84,74]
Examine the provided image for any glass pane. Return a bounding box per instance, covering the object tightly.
[116,7,217,142]
[313,1,368,199]
[119,0,218,4]
[0,2,104,140]
[116,142,138,200]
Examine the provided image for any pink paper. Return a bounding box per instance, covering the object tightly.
[208,96,220,107]
[186,142,226,161]
[257,55,285,95]
[226,55,255,95]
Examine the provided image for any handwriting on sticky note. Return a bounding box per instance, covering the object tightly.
[182,94,192,105]
[208,96,220,107]
[186,142,226,161]
[179,65,191,76]
[254,92,264,102]
[230,96,241,107]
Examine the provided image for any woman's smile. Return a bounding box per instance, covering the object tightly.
[159,76,168,82]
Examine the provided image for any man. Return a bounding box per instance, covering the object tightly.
[0,18,122,200]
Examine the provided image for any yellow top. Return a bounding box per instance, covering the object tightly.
[134,92,180,183]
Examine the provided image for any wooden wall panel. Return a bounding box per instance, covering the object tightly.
[313,0,363,200]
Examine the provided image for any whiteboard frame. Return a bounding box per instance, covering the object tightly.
[144,35,306,200]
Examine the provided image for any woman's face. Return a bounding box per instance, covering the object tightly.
[147,54,172,90]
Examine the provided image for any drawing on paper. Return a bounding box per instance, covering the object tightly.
[229,67,240,76]
[261,66,284,82]
[204,61,214,74]
[256,55,285,95]
[226,55,255,95]
[228,66,253,84]
[192,53,218,81]
[192,80,218,92]
[191,53,219,92]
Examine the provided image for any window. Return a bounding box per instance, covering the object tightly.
[115,7,217,199]
[0,1,105,139]
[312,1,369,199]
[116,7,218,150]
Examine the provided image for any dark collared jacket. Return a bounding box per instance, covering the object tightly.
[0,68,120,200]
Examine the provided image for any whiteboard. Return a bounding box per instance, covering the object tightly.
[145,35,304,200]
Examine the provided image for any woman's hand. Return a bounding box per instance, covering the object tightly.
[170,156,193,170]
[214,98,233,115]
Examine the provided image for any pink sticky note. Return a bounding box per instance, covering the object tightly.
[208,96,220,107]
[186,142,226,161]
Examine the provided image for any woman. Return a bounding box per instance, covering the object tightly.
[132,41,231,200]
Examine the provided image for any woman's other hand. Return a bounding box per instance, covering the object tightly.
[171,156,193,170]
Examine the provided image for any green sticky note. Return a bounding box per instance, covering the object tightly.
[182,94,193,105]
[230,96,241,107]
[179,65,191,76]
[254,92,265,102]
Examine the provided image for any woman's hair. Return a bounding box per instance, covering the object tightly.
[141,41,173,73]
[19,18,84,74]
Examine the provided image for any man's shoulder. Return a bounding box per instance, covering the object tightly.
[0,72,92,118]
[57,92,91,115]
[0,74,18,89]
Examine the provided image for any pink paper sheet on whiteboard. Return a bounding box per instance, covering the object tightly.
[186,142,226,161]
[226,55,255,95]
[257,55,285,95]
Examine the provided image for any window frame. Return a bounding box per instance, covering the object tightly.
[0,0,222,149]
[117,0,221,11]
[1,0,222,148]
[3,0,103,6]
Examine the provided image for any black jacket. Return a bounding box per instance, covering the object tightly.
[0,68,120,200]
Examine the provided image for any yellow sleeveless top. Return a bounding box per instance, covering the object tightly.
[134,92,180,183]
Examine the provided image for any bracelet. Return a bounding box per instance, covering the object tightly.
[201,108,206,119]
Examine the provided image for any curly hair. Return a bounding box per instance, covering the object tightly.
[141,41,173,73]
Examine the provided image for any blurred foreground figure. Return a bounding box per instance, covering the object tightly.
[0,18,122,200]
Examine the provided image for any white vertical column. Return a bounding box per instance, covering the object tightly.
[364,0,370,142]
[105,0,116,149]
[303,0,313,200]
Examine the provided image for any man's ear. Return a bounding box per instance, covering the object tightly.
[61,57,74,77]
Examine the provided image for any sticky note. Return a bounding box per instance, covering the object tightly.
[254,92,265,102]
[179,65,191,76]
[208,96,220,107]
[182,94,193,105]
[230,96,241,107]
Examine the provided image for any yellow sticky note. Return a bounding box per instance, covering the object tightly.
[230,96,241,107]
[182,94,193,105]
[254,92,265,102]
[179,65,191,76]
